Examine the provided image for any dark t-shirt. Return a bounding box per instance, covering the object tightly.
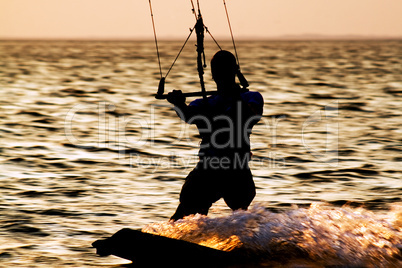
[186,89,264,160]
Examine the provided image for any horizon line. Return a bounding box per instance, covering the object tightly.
[1,34,402,42]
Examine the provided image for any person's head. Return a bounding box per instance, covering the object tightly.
[211,50,238,85]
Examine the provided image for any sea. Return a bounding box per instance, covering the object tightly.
[0,39,401,267]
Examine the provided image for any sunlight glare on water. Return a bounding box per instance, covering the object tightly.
[0,40,401,267]
[143,203,402,266]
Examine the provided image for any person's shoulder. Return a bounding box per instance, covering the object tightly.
[243,90,262,97]
[189,95,220,107]
[241,90,263,105]
[189,98,203,107]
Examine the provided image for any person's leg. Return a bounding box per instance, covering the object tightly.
[223,168,256,211]
[170,202,209,221]
[170,164,220,221]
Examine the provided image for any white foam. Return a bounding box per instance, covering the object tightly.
[143,203,402,266]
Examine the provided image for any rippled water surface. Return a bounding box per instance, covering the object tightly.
[0,40,401,267]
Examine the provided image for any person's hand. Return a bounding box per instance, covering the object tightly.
[167,90,186,106]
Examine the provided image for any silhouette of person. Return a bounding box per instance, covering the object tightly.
[167,50,263,221]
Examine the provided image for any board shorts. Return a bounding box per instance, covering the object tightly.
[170,159,256,221]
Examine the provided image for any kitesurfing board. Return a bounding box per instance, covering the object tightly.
[92,228,246,267]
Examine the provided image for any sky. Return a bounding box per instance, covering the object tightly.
[0,0,402,40]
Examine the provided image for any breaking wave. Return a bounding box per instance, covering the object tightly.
[143,203,402,267]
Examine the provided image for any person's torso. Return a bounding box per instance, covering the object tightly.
[189,90,263,159]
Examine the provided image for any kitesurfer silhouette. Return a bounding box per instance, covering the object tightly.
[167,50,264,221]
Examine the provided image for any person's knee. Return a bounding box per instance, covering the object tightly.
[224,188,255,211]
[170,201,212,221]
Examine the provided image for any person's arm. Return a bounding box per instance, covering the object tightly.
[241,92,264,126]
[166,90,199,123]
[248,102,263,117]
